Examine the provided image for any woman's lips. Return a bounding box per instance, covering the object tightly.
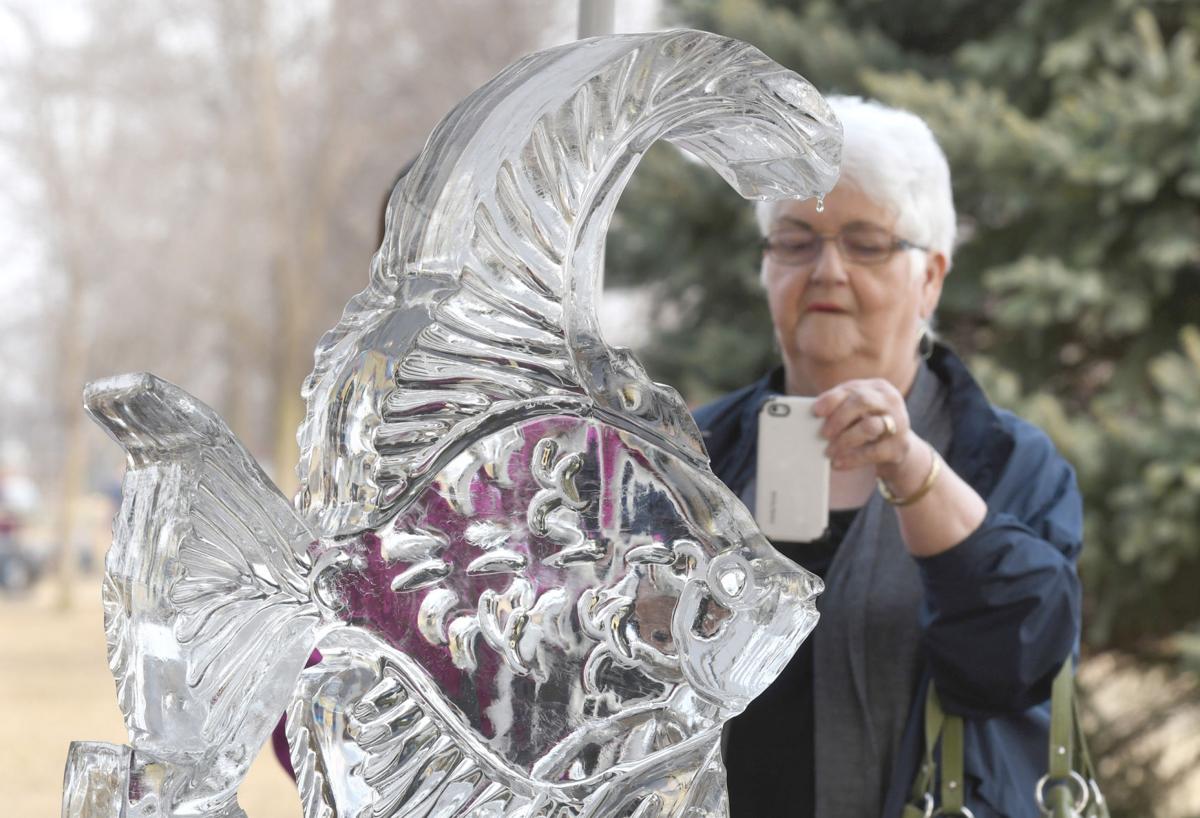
[806,303,847,313]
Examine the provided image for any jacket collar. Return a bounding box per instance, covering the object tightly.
[926,342,1013,498]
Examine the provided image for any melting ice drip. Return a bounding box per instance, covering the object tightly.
[63,29,840,818]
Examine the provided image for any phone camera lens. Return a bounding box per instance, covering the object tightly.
[768,402,790,417]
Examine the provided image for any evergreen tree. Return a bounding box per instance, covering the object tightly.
[607,1,1200,812]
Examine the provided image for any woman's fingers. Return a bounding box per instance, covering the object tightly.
[816,381,903,435]
[819,387,886,440]
[813,378,911,468]
[830,432,910,470]
[828,413,894,457]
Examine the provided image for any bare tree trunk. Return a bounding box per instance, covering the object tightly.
[51,373,89,610]
[46,172,94,612]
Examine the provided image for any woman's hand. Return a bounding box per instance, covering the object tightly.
[811,378,929,494]
[812,377,987,556]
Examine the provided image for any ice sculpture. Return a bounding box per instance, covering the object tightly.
[63,29,841,818]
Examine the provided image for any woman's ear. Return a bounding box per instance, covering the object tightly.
[920,250,949,318]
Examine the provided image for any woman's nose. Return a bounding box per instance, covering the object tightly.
[809,239,849,285]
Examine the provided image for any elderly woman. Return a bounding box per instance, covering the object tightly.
[694,97,1082,818]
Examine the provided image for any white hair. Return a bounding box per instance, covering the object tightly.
[756,96,956,266]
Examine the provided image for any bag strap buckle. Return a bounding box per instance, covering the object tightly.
[901,792,935,818]
[1035,770,1090,816]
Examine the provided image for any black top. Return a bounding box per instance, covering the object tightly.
[724,507,860,818]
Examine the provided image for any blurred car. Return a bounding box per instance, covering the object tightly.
[0,472,44,592]
[0,512,41,591]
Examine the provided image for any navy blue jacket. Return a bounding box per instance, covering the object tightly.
[693,344,1083,818]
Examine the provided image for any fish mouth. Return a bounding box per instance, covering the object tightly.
[673,567,822,713]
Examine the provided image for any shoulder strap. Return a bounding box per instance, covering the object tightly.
[1038,659,1111,818]
[902,685,940,818]
[908,661,1109,818]
[902,684,968,818]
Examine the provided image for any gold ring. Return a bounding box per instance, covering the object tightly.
[878,413,897,439]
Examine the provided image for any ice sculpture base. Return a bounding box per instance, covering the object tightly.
[62,741,248,818]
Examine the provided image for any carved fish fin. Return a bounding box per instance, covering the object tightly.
[84,372,324,806]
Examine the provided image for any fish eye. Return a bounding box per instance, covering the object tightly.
[707,552,753,606]
[717,565,747,598]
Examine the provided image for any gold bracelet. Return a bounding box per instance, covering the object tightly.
[877,443,942,507]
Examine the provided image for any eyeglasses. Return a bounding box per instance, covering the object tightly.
[761,225,929,267]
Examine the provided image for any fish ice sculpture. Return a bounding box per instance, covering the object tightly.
[63,29,841,818]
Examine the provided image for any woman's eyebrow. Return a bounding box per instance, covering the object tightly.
[775,216,813,229]
[843,219,888,231]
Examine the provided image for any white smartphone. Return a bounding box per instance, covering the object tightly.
[755,396,831,542]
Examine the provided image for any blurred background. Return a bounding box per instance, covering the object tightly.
[0,0,1197,816]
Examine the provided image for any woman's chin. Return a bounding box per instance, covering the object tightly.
[792,328,861,365]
